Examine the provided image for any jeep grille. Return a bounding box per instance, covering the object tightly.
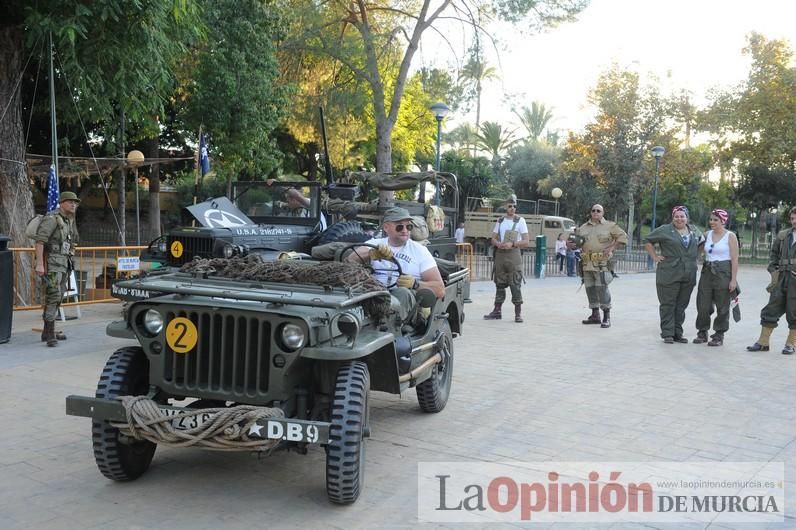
[167,235,213,265]
[162,309,271,399]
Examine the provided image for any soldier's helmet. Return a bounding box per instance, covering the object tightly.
[505,195,517,205]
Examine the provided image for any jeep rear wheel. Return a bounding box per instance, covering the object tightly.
[416,321,454,413]
[92,347,156,481]
[326,361,370,504]
[318,221,370,245]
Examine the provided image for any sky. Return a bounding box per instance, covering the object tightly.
[431,0,796,135]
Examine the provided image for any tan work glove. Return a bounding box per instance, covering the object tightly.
[396,274,419,290]
[766,270,780,293]
[369,244,393,261]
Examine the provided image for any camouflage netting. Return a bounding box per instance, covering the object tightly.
[180,255,392,318]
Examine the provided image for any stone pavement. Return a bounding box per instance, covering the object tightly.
[1,266,794,529]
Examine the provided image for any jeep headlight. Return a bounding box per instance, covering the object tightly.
[279,323,306,351]
[157,240,167,253]
[143,309,164,335]
[222,243,235,258]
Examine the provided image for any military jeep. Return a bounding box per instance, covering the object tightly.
[66,250,468,504]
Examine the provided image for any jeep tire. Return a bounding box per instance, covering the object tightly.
[416,321,454,413]
[326,361,370,504]
[318,221,369,245]
[92,347,156,481]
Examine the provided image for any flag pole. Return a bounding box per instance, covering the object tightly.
[49,32,59,183]
[193,125,202,206]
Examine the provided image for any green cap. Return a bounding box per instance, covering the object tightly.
[59,191,81,203]
[383,207,412,222]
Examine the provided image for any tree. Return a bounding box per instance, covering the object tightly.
[1,0,202,247]
[459,45,498,131]
[476,121,518,179]
[504,140,558,200]
[514,101,554,141]
[180,0,289,194]
[281,0,588,175]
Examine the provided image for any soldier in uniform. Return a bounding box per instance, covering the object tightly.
[575,204,628,328]
[643,206,702,343]
[747,206,796,354]
[483,197,529,323]
[34,191,80,347]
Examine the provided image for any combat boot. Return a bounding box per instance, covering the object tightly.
[44,320,58,347]
[782,329,796,355]
[693,330,708,344]
[707,332,724,347]
[483,304,502,320]
[582,308,601,325]
[747,326,774,352]
[514,304,523,323]
[600,308,611,328]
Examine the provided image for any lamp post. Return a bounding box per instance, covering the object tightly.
[551,187,562,216]
[650,146,665,231]
[127,150,145,246]
[647,146,665,270]
[750,211,757,259]
[429,102,449,205]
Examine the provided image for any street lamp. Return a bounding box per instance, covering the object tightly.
[551,187,562,216]
[650,146,665,231]
[127,150,145,246]
[429,102,449,205]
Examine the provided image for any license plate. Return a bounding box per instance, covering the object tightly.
[159,408,213,430]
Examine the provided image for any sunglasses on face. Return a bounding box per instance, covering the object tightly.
[506,205,516,209]
[591,209,603,213]
[394,223,414,232]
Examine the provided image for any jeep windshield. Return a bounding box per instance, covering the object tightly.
[233,181,323,226]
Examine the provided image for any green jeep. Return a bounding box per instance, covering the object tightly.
[66,249,468,504]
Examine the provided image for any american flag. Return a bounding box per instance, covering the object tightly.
[46,165,59,212]
[199,133,210,176]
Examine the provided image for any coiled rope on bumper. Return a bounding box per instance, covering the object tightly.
[110,395,284,451]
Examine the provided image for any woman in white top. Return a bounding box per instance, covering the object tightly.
[693,208,739,346]
[555,233,567,273]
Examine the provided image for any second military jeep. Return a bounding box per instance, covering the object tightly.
[66,249,468,504]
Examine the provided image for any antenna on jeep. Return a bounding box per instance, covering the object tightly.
[319,106,334,185]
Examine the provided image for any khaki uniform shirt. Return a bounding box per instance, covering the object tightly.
[34,211,80,273]
[576,218,628,272]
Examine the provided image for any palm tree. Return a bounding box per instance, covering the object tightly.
[476,121,518,179]
[514,101,554,141]
[460,55,498,131]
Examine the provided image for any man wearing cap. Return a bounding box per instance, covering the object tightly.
[34,191,80,347]
[747,206,796,354]
[483,196,529,323]
[348,206,444,321]
[575,204,627,328]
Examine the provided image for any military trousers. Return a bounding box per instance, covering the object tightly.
[493,249,523,305]
[41,271,67,322]
[583,269,613,309]
[656,279,695,339]
[759,273,796,329]
[695,260,732,334]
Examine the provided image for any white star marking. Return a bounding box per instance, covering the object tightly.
[249,423,263,437]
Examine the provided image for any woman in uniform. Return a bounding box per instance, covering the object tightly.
[644,206,702,344]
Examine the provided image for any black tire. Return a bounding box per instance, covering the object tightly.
[416,321,454,413]
[92,347,156,481]
[326,361,370,504]
[318,221,370,245]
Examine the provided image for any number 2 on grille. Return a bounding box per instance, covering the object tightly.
[166,317,198,353]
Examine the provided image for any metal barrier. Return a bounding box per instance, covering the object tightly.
[11,246,145,311]
[457,249,654,282]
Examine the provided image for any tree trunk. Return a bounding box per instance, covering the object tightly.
[145,137,160,241]
[0,25,34,304]
[117,111,126,245]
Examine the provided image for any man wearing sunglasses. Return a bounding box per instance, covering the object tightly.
[348,206,444,322]
[483,196,530,323]
[575,204,628,328]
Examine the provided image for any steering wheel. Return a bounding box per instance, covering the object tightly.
[338,243,403,289]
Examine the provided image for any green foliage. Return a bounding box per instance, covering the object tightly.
[505,141,558,200]
[180,0,288,180]
[514,102,554,141]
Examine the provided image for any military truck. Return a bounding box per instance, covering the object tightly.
[66,248,468,504]
[463,196,576,254]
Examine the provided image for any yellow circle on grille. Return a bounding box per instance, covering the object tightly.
[166,317,197,353]
[170,240,184,258]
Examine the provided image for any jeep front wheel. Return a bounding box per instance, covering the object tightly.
[416,321,454,413]
[91,347,156,481]
[326,361,370,504]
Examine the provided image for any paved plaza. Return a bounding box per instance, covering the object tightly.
[1,266,794,529]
